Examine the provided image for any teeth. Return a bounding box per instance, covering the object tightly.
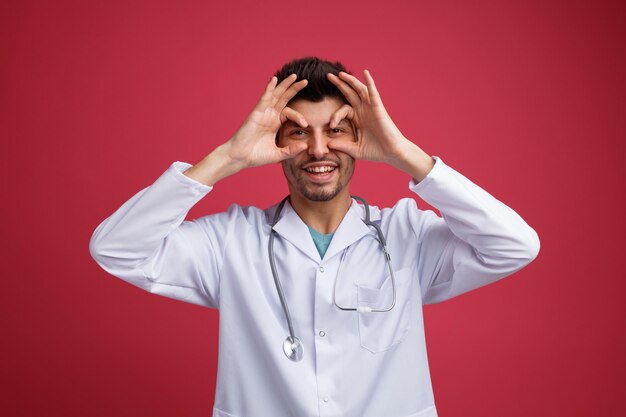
[306,166,335,173]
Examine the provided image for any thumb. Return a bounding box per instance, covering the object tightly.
[328,139,359,159]
[277,142,307,161]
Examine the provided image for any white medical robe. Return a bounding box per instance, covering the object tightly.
[90,157,540,417]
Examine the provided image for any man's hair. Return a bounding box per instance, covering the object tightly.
[274,57,349,104]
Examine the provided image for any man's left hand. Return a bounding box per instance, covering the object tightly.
[327,70,435,181]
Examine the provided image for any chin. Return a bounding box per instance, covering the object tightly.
[299,184,343,202]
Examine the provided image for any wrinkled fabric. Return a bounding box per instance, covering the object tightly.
[90,157,539,417]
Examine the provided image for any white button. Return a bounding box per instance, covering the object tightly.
[318,330,326,337]
[319,266,325,273]
[323,397,330,403]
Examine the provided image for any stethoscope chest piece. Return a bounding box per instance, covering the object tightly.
[283,336,303,362]
[271,195,393,363]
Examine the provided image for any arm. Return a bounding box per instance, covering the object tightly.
[183,74,309,186]
[89,75,309,307]
[410,157,539,303]
[327,70,539,302]
[89,163,219,307]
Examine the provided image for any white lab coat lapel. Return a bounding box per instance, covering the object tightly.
[271,199,379,262]
[272,200,322,263]
[323,200,374,261]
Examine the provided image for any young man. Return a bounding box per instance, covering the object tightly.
[90,57,539,417]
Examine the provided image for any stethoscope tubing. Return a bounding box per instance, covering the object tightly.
[269,195,396,362]
[269,197,297,344]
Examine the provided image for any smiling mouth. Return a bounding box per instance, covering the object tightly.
[304,166,336,174]
[301,164,338,183]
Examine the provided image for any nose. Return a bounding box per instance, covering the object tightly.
[307,131,330,159]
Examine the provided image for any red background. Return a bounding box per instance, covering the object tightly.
[2,0,625,416]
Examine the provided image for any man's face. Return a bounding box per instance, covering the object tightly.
[279,97,356,202]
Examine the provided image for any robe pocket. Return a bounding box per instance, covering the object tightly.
[356,268,413,353]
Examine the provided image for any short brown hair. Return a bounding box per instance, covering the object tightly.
[274,56,349,104]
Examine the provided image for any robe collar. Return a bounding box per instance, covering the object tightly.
[270,197,380,263]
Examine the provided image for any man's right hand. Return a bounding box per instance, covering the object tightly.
[226,74,309,169]
[184,74,309,186]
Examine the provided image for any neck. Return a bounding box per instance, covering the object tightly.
[288,190,352,235]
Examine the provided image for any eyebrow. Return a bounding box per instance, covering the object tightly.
[282,119,352,129]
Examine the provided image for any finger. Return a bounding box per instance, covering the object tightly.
[327,73,361,107]
[275,79,308,110]
[255,76,281,109]
[272,73,298,98]
[363,70,380,101]
[265,76,278,93]
[329,104,354,128]
[280,107,308,127]
[277,142,308,161]
[327,138,359,159]
[338,71,369,103]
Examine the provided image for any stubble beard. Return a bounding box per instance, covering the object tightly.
[283,158,354,202]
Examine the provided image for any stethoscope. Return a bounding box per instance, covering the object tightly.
[269,195,397,362]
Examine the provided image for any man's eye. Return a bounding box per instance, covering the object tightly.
[330,128,344,134]
[292,130,306,136]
